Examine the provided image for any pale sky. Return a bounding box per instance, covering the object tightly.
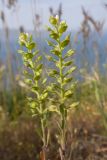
[0,0,107,30]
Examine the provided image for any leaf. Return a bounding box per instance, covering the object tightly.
[49,70,59,76]
[64,49,75,59]
[49,16,58,25]
[42,78,47,84]
[19,33,28,45]
[20,33,28,40]
[25,78,32,84]
[64,61,72,67]
[29,35,33,42]
[30,101,36,108]
[52,83,61,90]
[58,21,68,34]
[67,49,75,56]
[50,32,59,40]
[51,45,60,55]
[64,77,73,84]
[46,55,57,62]
[47,40,55,47]
[64,66,76,77]
[56,61,60,68]
[69,66,76,72]
[23,70,33,78]
[19,41,25,46]
[36,56,42,63]
[46,26,53,32]
[33,50,39,56]
[27,97,33,103]
[36,64,43,71]
[69,102,79,109]
[61,35,70,48]
[26,42,36,50]
[41,92,48,100]
[47,105,60,114]
[34,72,41,80]
[25,52,33,59]
[32,86,39,91]
[18,50,25,54]
[26,61,34,69]
[51,49,60,56]
[69,82,77,90]
[64,90,73,98]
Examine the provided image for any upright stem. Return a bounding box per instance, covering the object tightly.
[58,35,66,160]
[35,78,47,160]
[40,103,46,147]
[40,102,47,160]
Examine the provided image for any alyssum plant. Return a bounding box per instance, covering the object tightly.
[18,33,50,160]
[47,16,78,160]
[18,16,78,160]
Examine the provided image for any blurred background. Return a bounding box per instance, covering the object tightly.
[1,0,107,160]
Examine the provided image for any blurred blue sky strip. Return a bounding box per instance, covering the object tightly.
[0,0,107,30]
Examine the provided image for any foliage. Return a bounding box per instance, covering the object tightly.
[18,33,50,159]
[47,15,78,160]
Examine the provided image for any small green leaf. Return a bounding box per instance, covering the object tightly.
[25,53,33,59]
[47,40,55,47]
[69,102,79,109]
[61,35,70,48]
[51,49,60,56]
[42,78,47,84]
[18,50,25,54]
[64,61,72,67]
[25,79,32,84]
[51,83,61,91]
[33,50,39,56]
[64,90,73,98]
[46,26,54,32]
[41,92,48,100]
[51,45,60,55]
[50,70,59,75]
[30,101,36,108]
[26,42,36,50]
[64,67,76,77]
[50,32,59,40]
[26,61,33,68]
[36,56,42,62]
[32,86,39,91]
[47,105,60,114]
[64,77,73,84]
[58,21,68,34]
[46,55,56,62]
[34,72,41,80]
[36,64,43,71]
[19,33,28,42]
[64,50,75,59]
[67,49,74,56]
[49,16,58,25]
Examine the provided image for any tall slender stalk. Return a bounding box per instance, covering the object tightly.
[47,15,78,160]
[18,33,50,160]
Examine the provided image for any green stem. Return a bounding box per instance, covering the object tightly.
[58,32,66,160]
[34,75,47,159]
[40,104,46,146]
[40,102,47,160]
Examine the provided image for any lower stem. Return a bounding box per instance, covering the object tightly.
[60,116,66,160]
[40,103,47,160]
